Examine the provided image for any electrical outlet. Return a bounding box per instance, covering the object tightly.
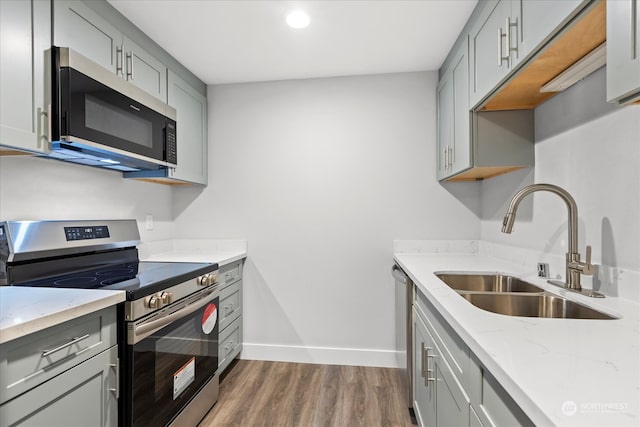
[537,263,549,278]
[145,214,154,230]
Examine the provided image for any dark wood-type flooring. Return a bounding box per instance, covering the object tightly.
[198,360,414,427]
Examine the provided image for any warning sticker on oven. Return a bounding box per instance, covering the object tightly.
[173,357,195,400]
[202,303,217,334]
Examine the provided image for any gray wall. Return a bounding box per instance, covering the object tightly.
[0,156,175,242]
[481,68,640,291]
[172,71,481,365]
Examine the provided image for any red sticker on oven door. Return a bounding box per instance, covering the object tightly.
[202,303,217,334]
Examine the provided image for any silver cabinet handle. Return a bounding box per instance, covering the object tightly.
[498,24,509,66]
[425,346,436,385]
[448,146,454,168]
[126,52,133,80]
[38,104,51,145]
[109,358,120,399]
[116,46,124,77]
[498,27,504,66]
[420,342,426,379]
[443,146,448,170]
[42,334,90,357]
[506,17,518,59]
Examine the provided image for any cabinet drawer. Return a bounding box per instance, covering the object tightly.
[0,306,117,404]
[0,345,117,427]
[219,280,242,331]
[219,316,242,373]
[415,288,470,388]
[218,261,242,289]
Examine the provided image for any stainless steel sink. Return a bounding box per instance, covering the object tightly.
[435,272,616,319]
[459,293,616,320]
[436,273,543,293]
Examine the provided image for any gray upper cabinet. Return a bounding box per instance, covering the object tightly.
[514,0,584,67]
[607,0,640,104]
[53,0,120,73]
[54,0,168,102]
[0,0,51,154]
[166,70,208,185]
[437,37,471,180]
[468,0,512,109]
[469,0,585,109]
[123,36,168,102]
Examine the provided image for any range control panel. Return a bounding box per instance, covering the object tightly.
[64,226,110,241]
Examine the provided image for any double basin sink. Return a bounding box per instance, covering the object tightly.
[435,273,615,319]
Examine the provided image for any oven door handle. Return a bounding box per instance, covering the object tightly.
[131,290,217,344]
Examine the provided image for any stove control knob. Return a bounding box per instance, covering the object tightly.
[198,275,210,286]
[161,292,173,305]
[209,273,218,284]
[148,295,161,309]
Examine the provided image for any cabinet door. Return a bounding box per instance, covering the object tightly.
[436,70,453,180]
[123,36,168,102]
[53,0,121,73]
[470,406,484,427]
[607,0,640,104]
[0,346,118,427]
[468,0,511,108]
[413,312,436,427]
[450,38,471,176]
[438,38,471,180]
[167,70,208,185]
[435,357,470,427]
[0,0,50,154]
[513,0,583,67]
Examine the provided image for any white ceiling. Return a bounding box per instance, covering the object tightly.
[108,0,477,85]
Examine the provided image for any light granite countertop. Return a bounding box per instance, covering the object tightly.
[139,239,247,266]
[394,251,640,427]
[0,287,125,344]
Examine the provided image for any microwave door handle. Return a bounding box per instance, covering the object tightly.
[130,290,216,344]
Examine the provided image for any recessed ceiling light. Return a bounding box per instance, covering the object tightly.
[286,10,310,29]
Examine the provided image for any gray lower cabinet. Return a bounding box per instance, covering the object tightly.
[53,0,168,102]
[606,0,640,104]
[412,287,533,427]
[413,310,436,425]
[218,260,244,373]
[468,353,534,427]
[413,305,469,427]
[0,0,51,154]
[1,346,118,427]
[0,306,118,427]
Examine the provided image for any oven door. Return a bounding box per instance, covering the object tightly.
[123,288,219,427]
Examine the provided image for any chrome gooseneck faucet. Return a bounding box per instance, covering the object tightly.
[501,184,602,297]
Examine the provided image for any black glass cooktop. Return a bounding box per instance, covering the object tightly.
[13,261,216,300]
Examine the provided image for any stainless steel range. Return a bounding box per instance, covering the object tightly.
[0,219,220,427]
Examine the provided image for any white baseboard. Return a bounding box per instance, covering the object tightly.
[240,343,399,368]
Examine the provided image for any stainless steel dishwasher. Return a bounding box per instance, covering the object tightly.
[392,264,415,421]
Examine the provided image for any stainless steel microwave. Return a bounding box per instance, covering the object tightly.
[49,47,176,172]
